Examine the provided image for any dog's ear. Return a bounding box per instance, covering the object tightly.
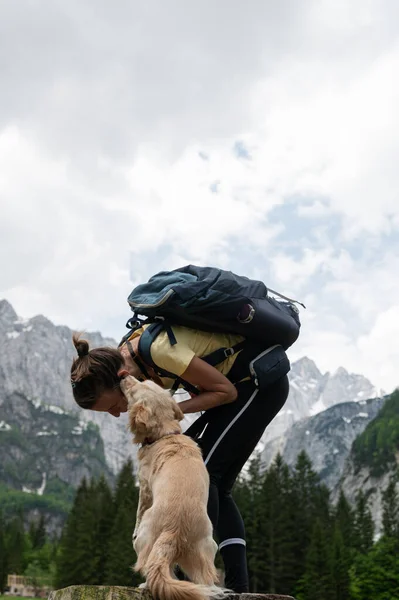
[172,402,184,422]
[129,401,153,431]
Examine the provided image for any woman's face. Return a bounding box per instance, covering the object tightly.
[92,384,128,418]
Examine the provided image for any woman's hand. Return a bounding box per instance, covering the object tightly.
[177,356,238,414]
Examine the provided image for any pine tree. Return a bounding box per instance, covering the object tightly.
[260,454,296,595]
[334,489,354,542]
[352,490,374,554]
[92,475,115,584]
[6,513,27,574]
[349,536,399,600]
[331,523,351,600]
[55,477,98,587]
[382,476,399,541]
[297,518,334,600]
[236,454,264,593]
[29,515,47,550]
[330,490,354,600]
[0,512,8,593]
[291,451,324,585]
[104,459,141,586]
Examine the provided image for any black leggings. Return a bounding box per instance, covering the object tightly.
[185,348,289,593]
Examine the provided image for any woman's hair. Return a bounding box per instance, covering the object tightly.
[70,333,124,409]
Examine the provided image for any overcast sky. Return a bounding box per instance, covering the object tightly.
[1,0,398,392]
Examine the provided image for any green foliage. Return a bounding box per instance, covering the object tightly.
[29,515,47,550]
[352,490,374,554]
[349,536,399,599]
[0,512,8,594]
[55,459,141,589]
[232,450,398,598]
[0,395,113,501]
[382,475,399,539]
[0,483,72,520]
[55,477,98,587]
[103,459,141,587]
[3,445,399,598]
[24,558,55,594]
[259,454,297,595]
[5,514,28,574]
[352,390,399,477]
[234,451,337,597]
[296,519,335,600]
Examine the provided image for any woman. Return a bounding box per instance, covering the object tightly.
[70,322,289,593]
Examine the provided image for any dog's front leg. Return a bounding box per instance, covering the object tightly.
[133,480,152,542]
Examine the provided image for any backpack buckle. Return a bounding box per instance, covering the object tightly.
[224,347,235,358]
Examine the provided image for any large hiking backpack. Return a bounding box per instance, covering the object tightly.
[120,265,304,394]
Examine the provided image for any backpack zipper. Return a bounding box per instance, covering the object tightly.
[249,344,280,386]
[128,288,175,309]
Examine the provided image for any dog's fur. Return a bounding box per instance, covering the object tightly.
[120,376,224,600]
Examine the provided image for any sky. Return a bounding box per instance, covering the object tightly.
[1,0,398,392]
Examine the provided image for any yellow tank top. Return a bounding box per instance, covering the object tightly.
[127,324,245,389]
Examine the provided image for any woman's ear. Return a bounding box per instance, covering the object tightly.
[118,368,130,378]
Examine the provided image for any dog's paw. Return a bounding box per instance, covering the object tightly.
[138,582,147,589]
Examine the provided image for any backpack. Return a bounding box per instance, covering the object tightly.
[119,265,304,394]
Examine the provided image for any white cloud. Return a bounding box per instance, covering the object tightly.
[0,0,399,391]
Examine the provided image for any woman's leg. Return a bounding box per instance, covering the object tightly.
[186,375,289,592]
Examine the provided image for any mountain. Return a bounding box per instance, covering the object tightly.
[0,299,115,409]
[334,389,399,533]
[260,356,382,450]
[262,396,386,489]
[0,299,136,475]
[0,299,383,486]
[0,389,114,533]
[0,391,113,492]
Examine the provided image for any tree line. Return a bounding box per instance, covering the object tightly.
[1,453,398,599]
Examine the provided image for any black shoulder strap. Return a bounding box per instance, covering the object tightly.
[138,322,200,396]
[118,315,148,348]
[138,322,247,396]
[201,340,247,367]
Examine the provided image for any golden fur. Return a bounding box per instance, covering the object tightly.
[120,376,225,600]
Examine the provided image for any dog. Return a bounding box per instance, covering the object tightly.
[120,376,225,600]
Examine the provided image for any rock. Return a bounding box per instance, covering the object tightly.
[48,585,296,600]
[262,396,386,489]
[48,587,151,600]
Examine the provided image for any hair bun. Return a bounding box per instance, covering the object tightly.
[72,333,90,359]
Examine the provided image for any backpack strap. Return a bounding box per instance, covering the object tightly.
[138,322,246,396]
[118,316,149,348]
[267,288,306,309]
[201,340,247,367]
[138,322,200,396]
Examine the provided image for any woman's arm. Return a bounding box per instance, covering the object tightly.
[177,356,238,414]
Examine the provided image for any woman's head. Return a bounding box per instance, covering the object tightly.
[70,334,128,417]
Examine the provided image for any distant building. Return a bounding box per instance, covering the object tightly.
[6,574,51,598]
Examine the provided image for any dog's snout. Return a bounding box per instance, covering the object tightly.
[120,374,140,395]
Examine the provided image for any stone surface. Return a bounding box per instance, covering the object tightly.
[48,586,296,600]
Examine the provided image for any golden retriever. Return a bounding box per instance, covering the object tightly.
[120,376,225,600]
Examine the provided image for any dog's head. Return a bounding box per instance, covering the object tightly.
[120,376,184,444]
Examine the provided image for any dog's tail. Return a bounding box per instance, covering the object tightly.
[143,532,226,600]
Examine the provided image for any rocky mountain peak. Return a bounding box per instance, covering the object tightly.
[0,299,384,477]
[0,299,19,328]
[290,356,322,380]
